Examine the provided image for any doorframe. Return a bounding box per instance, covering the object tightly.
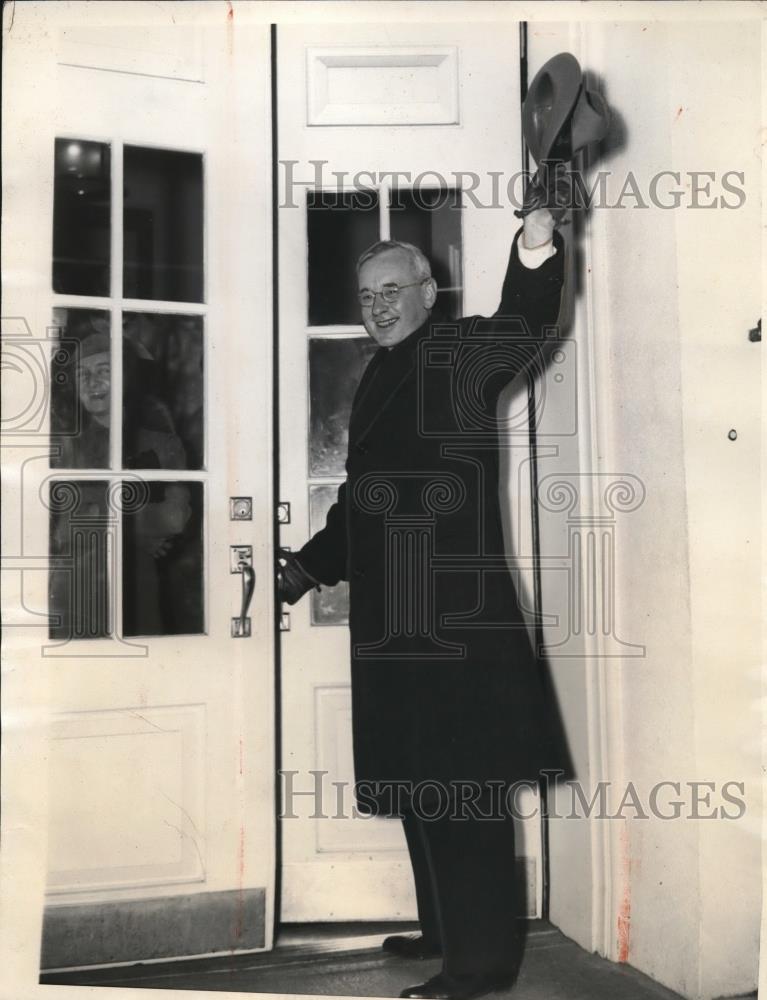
[522,19,625,962]
[564,19,625,966]
[270,20,285,945]
[269,16,563,937]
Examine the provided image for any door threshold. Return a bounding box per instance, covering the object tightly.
[274,922,419,960]
[273,920,559,962]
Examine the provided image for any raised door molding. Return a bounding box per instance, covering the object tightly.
[314,685,406,854]
[306,46,459,126]
[46,704,206,895]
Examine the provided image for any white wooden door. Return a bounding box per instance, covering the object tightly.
[276,21,543,922]
[2,5,276,968]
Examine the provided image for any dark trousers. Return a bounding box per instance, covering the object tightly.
[401,808,522,980]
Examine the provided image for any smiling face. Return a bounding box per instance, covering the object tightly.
[358,248,436,348]
[75,352,111,421]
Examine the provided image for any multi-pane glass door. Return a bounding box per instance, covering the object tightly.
[3,15,277,960]
[277,180,464,919]
[48,138,206,641]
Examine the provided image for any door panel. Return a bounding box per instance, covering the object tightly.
[2,7,276,966]
[277,21,543,922]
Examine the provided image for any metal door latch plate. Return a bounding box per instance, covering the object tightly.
[231,617,252,638]
[230,545,253,573]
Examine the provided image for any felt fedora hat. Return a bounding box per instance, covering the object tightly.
[523,52,610,164]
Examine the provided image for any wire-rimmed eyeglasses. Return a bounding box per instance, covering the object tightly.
[357,281,427,308]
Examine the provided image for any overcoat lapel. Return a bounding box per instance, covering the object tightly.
[349,323,426,445]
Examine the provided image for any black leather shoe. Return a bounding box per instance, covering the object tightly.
[383,934,442,960]
[398,971,511,1000]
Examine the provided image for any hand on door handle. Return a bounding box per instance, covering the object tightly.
[276,548,320,605]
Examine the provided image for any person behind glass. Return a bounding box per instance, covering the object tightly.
[276,193,570,1000]
[51,326,112,469]
[51,328,187,471]
[50,326,194,635]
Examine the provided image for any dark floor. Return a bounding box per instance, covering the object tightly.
[40,920,755,1000]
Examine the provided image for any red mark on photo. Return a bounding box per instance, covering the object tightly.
[617,823,632,962]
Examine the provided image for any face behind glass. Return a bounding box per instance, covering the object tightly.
[358,248,434,348]
[75,352,111,421]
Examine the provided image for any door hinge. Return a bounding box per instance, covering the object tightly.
[277,502,291,524]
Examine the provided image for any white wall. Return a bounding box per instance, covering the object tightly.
[534,18,762,1000]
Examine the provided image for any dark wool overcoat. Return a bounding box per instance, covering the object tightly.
[298,229,566,815]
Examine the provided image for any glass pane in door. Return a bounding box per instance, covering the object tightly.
[49,480,110,639]
[123,146,204,303]
[308,337,378,477]
[389,187,463,320]
[123,313,204,470]
[50,308,112,470]
[307,190,379,325]
[309,484,349,626]
[53,139,111,297]
[122,480,204,637]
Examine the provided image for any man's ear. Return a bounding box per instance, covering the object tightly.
[422,278,438,309]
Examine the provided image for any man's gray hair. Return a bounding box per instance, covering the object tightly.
[356,240,432,281]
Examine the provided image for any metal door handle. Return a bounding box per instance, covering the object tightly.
[232,562,256,638]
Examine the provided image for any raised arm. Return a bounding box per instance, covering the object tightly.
[454,210,566,415]
[495,210,565,330]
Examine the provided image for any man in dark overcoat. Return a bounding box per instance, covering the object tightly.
[278,204,565,1000]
